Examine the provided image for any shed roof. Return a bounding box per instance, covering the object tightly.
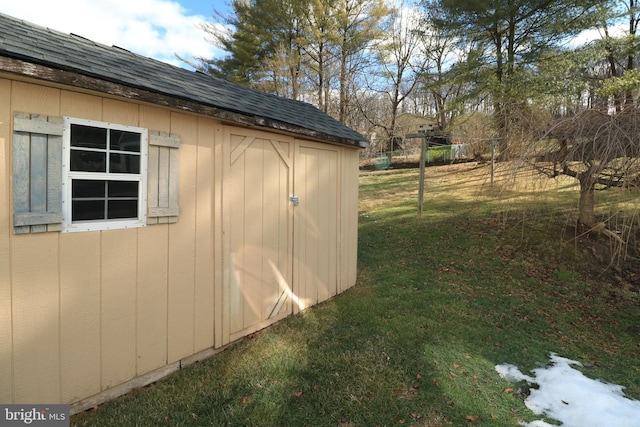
[0,12,368,148]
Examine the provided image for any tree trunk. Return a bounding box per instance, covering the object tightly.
[578,172,597,229]
[339,45,348,124]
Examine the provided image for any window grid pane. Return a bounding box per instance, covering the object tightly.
[64,118,147,231]
[71,179,140,222]
[70,126,140,174]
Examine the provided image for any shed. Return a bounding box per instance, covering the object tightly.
[0,12,368,412]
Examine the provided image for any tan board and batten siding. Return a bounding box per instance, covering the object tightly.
[0,77,360,410]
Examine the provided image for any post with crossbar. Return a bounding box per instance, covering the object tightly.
[418,135,426,215]
[408,131,429,216]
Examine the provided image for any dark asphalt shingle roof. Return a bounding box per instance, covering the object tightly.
[0,12,368,147]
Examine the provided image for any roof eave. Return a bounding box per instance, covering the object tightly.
[0,54,369,148]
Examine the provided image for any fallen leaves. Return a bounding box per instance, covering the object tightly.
[240,395,250,407]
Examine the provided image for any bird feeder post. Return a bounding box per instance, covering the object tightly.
[408,131,431,216]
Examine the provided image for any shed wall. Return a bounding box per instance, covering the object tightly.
[0,75,360,409]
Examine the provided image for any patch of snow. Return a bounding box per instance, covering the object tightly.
[496,353,640,427]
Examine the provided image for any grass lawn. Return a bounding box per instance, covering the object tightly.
[73,163,640,426]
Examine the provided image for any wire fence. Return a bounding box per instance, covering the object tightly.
[360,144,473,170]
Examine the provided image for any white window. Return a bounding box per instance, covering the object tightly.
[62,117,148,232]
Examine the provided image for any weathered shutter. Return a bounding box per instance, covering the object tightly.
[13,112,63,234]
[147,131,180,224]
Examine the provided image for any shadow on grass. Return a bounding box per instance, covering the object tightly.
[73,165,640,427]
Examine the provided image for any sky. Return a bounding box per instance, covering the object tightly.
[1,0,231,68]
[496,353,640,427]
[1,0,611,72]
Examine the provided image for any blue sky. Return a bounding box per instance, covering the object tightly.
[1,0,231,68]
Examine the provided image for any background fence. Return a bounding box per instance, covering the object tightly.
[360,144,472,170]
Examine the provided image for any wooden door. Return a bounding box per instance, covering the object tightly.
[293,141,340,312]
[223,128,294,342]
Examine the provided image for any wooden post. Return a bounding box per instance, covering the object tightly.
[408,129,442,216]
[418,136,426,215]
[407,132,429,216]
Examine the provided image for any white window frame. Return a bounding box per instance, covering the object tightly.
[62,117,148,233]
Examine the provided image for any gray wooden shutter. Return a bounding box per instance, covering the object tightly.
[147,131,180,224]
[13,112,63,234]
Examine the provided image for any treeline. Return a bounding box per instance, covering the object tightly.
[194,0,640,153]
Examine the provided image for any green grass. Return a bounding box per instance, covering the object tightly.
[73,163,640,426]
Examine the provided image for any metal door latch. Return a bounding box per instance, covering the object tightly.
[290,196,299,206]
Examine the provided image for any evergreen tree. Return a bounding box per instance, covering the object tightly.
[430,0,600,157]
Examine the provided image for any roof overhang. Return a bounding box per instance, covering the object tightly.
[0,55,369,148]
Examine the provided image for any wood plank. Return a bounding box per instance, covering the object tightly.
[242,139,263,329]
[13,112,32,233]
[60,90,103,120]
[29,124,47,213]
[101,229,137,389]
[12,113,64,231]
[9,81,61,403]
[147,144,159,224]
[136,226,169,375]
[13,97,63,233]
[292,144,307,313]
[148,207,179,217]
[147,129,180,221]
[279,139,292,312]
[331,151,340,296]
[12,123,32,234]
[167,112,196,363]
[70,362,179,416]
[102,98,138,127]
[230,136,255,165]
[263,142,281,320]
[13,117,64,135]
[139,105,171,134]
[341,149,360,290]
[326,149,339,298]
[46,130,63,232]
[302,146,320,308]
[194,118,214,352]
[136,106,171,374]
[214,124,225,348]
[70,343,228,415]
[347,150,359,287]
[11,233,61,403]
[168,145,179,215]
[228,134,245,335]
[13,212,63,226]
[150,133,180,148]
[59,232,101,402]
[0,77,13,403]
[269,138,292,168]
[158,146,170,207]
[10,81,60,117]
[318,149,331,303]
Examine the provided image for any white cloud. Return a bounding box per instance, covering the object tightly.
[2,0,221,68]
[571,23,628,48]
[496,353,640,427]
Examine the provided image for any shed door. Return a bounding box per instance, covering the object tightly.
[293,142,340,312]
[224,128,294,341]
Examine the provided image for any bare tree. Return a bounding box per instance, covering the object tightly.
[534,109,640,242]
[361,4,427,151]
